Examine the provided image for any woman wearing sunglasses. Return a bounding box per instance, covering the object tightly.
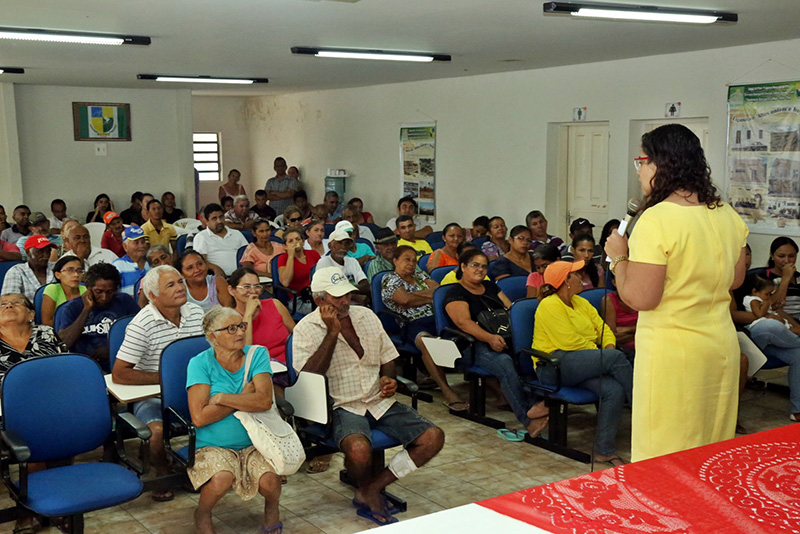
[605,124,748,462]
[41,255,87,326]
[275,205,304,241]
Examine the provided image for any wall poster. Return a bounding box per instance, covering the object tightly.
[728,81,800,234]
[400,122,436,224]
[73,102,131,141]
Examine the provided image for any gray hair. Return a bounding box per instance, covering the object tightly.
[202,305,242,343]
[311,291,328,301]
[233,194,249,205]
[141,265,181,299]
[146,245,171,265]
[324,191,339,200]
[61,218,80,239]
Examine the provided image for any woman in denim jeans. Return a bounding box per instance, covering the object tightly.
[444,248,549,437]
[533,261,633,466]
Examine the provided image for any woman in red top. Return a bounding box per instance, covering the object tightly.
[277,228,320,310]
[601,278,638,354]
[346,197,374,225]
[100,211,125,257]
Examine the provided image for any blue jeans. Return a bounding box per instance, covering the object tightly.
[747,320,800,413]
[537,348,633,456]
[465,342,539,427]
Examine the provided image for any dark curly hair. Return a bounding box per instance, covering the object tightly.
[640,124,721,211]
[84,262,121,289]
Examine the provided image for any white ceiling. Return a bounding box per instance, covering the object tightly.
[1,0,800,96]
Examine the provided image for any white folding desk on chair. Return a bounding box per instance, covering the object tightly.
[104,375,161,403]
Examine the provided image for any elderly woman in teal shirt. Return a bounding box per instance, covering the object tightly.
[187,306,283,534]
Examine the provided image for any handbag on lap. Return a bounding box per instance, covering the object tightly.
[476,295,512,341]
[233,346,306,476]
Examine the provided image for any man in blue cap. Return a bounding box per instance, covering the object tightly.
[112,226,150,296]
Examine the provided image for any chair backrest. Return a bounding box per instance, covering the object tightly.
[108,314,136,371]
[430,265,456,283]
[324,224,335,238]
[270,235,284,244]
[1,354,111,462]
[371,270,403,336]
[133,276,144,301]
[425,231,443,245]
[33,283,53,324]
[283,334,298,386]
[0,260,23,288]
[270,254,289,305]
[364,223,382,236]
[428,241,444,252]
[84,222,106,250]
[284,371,329,425]
[241,230,255,243]
[579,288,607,315]
[496,275,529,303]
[236,245,248,266]
[432,284,458,336]
[176,234,188,255]
[354,237,375,253]
[418,253,431,269]
[471,236,489,248]
[174,218,201,232]
[160,335,211,422]
[510,298,540,375]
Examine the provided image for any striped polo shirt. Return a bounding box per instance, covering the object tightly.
[116,302,205,373]
[112,255,150,296]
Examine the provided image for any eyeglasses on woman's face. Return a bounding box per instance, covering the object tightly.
[59,267,85,275]
[466,262,488,271]
[633,156,650,172]
[214,322,248,334]
[236,284,263,292]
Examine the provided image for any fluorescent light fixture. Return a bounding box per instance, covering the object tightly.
[137,74,268,85]
[291,47,451,62]
[0,27,150,45]
[0,67,25,74]
[542,2,737,24]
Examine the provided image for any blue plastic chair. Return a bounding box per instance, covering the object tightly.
[160,335,211,469]
[33,283,54,324]
[270,235,284,244]
[241,230,255,243]
[108,314,136,372]
[425,231,443,245]
[0,260,23,289]
[579,287,607,314]
[354,237,375,254]
[509,297,598,463]
[323,224,335,238]
[270,254,309,319]
[427,241,444,252]
[432,285,503,428]
[496,275,528,303]
[0,354,150,529]
[471,236,489,248]
[418,253,431,270]
[364,223,382,237]
[236,245,248,266]
[176,234,188,255]
[430,265,456,283]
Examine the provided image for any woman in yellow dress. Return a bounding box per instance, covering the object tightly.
[604,124,748,462]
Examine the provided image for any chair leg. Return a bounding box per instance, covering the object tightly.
[524,400,591,464]
[450,374,504,429]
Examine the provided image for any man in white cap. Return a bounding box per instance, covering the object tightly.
[334,220,375,267]
[317,227,370,302]
[292,266,444,525]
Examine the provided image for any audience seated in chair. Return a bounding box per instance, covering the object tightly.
[464,215,489,242]
[85,193,114,224]
[601,273,638,355]
[187,306,283,534]
[381,246,466,410]
[367,228,416,282]
[48,198,71,235]
[176,250,232,313]
[341,205,376,244]
[120,191,143,225]
[41,255,86,327]
[252,189,278,221]
[192,203,248,277]
[14,211,60,261]
[346,197,375,226]
[0,293,67,379]
[275,204,304,241]
[532,260,633,467]
[111,265,205,501]
[566,233,605,290]
[292,266,444,525]
[101,210,125,257]
[63,222,119,268]
[113,227,151,297]
[56,262,139,366]
[526,210,566,253]
[490,225,535,281]
[225,194,259,231]
[1,205,33,245]
[141,198,178,255]
[0,236,56,301]
[324,191,344,223]
[161,191,186,224]
[426,222,463,273]
[335,220,375,267]
[526,244,560,299]
[304,219,329,257]
[444,248,549,436]
[317,228,370,302]
[292,189,311,221]
[396,215,433,259]
[0,238,21,262]
[240,219,286,278]
[277,228,320,314]
[481,216,510,261]
[386,196,432,238]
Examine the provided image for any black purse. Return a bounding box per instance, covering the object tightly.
[476,295,512,340]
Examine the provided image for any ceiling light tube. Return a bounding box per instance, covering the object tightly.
[0,27,150,45]
[137,74,268,85]
[0,67,25,74]
[542,2,737,24]
[291,47,451,62]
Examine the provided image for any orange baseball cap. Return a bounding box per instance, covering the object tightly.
[103,211,121,225]
[543,260,585,288]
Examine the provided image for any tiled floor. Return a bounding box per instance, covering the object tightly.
[0,369,794,534]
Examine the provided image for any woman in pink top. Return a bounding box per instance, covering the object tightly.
[228,267,295,389]
[239,219,286,278]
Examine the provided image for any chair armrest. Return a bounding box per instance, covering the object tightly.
[0,430,30,463]
[521,348,561,366]
[275,397,294,418]
[116,412,153,441]
[442,327,475,344]
[377,309,409,326]
[166,407,197,468]
[395,376,419,410]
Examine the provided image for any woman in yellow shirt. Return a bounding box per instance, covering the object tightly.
[533,260,633,466]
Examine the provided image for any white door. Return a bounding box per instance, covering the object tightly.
[565,123,610,241]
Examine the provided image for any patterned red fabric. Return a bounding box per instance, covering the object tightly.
[479,425,800,533]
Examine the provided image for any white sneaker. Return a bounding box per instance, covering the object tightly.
[791,414,797,422]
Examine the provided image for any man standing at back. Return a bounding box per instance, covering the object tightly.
[265,157,300,216]
[192,203,248,276]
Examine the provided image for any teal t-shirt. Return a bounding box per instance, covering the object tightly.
[186,345,273,451]
[347,243,374,260]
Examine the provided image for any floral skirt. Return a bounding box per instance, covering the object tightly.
[187,446,275,500]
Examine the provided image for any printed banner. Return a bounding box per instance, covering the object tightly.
[400,122,436,223]
[73,102,131,141]
[727,82,800,233]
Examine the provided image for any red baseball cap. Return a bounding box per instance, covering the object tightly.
[24,235,54,250]
[103,211,121,225]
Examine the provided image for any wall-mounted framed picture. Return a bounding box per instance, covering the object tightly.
[72,102,131,141]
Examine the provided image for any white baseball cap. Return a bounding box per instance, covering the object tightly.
[335,220,354,233]
[311,266,356,297]
[328,228,353,242]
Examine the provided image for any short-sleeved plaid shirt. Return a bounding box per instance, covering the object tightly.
[292,305,399,418]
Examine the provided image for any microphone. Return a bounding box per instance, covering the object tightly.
[617,198,641,236]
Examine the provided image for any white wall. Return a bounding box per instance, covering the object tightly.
[14,85,194,220]
[191,96,253,209]
[0,83,23,208]
[234,37,800,266]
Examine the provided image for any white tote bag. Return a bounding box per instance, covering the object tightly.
[233,347,306,476]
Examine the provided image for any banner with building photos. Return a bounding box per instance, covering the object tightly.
[728,81,800,233]
[400,122,436,223]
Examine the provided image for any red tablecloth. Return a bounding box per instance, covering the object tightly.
[479,425,800,533]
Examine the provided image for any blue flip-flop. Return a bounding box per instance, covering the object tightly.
[352,496,402,515]
[356,506,398,525]
[497,428,524,442]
